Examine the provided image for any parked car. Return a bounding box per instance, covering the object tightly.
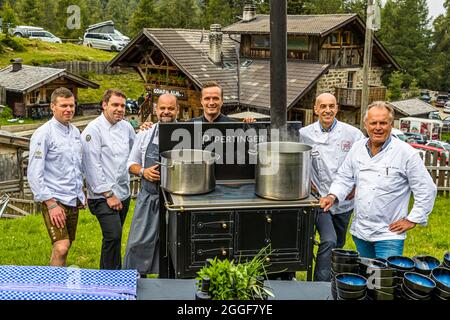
[435,94,448,108]
[426,140,450,153]
[409,143,449,164]
[404,132,428,144]
[11,25,42,37]
[428,111,441,120]
[391,128,412,142]
[83,32,127,51]
[28,30,62,43]
[114,29,130,43]
[419,91,431,104]
[442,116,450,126]
[444,101,450,114]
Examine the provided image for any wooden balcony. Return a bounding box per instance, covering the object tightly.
[319,47,362,67]
[335,87,387,108]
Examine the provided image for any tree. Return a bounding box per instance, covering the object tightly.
[1,1,17,37]
[387,71,404,101]
[16,0,40,26]
[129,0,159,36]
[429,0,449,91]
[202,0,234,29]
[377,0,432,88]
[105,0,129,34]
[157,0,202,28]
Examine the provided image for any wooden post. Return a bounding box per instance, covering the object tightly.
[360,0,374,130]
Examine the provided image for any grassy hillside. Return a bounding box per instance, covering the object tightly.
[77,73,145,104]
[0,34,115,68]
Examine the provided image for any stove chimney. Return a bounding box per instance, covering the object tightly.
[11,58,23,72]
[242,3,256,22]
[209,24,223,65]
[270,0,287,137]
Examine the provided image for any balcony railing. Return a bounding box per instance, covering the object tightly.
[335,87,387,107]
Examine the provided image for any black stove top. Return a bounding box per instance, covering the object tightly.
[163,180,319,211]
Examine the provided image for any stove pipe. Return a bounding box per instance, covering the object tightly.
[270,1,287,138]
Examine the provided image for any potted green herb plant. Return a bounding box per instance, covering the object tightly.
[196,246,275,300]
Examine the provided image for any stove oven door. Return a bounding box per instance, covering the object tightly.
[234,208,313,272]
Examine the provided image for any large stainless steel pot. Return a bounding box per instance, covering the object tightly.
[159,149,219,195]
[251,142,313,200]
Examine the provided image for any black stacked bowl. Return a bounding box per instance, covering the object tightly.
[412,255,441,276]
[331,249,359,300]
[431,267,450,300]
[335,273,367,300]
[387,255,415,298]
[443,252,450,270]
[358,257,396,300]
[401,272,436,300]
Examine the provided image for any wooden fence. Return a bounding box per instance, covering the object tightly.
[1,151,449,219]
[1,177,142,218]
[421,150,450,196]
[0,85,6,106]
[42,61,121,75]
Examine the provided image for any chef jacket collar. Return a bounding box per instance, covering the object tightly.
[50,116,71,134]
[319,119,337,132]
[365,135,392,158]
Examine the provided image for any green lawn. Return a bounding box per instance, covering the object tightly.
[0,35,115,68]
[296,195,450,280]
[0,196,448,276]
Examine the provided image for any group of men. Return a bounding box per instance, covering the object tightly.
[305,93,436,281]
[27,81,241,276]
[28,82,437,282]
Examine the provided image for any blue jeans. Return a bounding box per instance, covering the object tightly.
[314,209,352,282]
[352,236,404,259]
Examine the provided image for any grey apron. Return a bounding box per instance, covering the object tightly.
[123,127,160,274]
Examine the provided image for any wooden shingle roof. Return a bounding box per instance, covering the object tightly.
[110,29,330,110]
[223,14,357,35]
[388,98,437,117]
[0,65,99,93]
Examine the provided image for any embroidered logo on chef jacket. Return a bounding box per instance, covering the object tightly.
[341,140,352,152]
[34,150,43,159]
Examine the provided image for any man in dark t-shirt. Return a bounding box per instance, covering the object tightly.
[189,81,254,123]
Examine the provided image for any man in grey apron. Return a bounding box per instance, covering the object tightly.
[123,93,179,277]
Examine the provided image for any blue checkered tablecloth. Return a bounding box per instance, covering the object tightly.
[0,265,138,300]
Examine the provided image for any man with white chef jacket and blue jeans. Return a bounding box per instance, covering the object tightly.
[300,93,364,281]
[320,101,437,259]
[81,89,136,269]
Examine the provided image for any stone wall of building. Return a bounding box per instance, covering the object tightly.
[317,67,385,94]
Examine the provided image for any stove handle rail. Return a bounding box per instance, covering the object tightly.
[196,221,232,229]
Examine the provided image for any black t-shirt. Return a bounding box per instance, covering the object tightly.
[189,113,236,123]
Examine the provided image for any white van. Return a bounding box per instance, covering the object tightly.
[83,33,127,51]
[29,30,62,43]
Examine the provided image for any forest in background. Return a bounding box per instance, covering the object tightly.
[0,0,449,92]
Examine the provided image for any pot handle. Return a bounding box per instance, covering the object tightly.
[155,161,174,169]
[311,150,320,158]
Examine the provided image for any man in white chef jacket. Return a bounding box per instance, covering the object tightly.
[28,87,85,267]
[300,93,364,281]
[320,101,437,259]
[81,89,136,269]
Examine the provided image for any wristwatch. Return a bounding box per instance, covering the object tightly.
[138,167,145,178]
[105,191,114,199]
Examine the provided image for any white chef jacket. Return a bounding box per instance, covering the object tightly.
[27,117,85,206]
[328,137,437,241]
[81,113,135,201]
[127,124,159,169]
[299,120,364,214]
